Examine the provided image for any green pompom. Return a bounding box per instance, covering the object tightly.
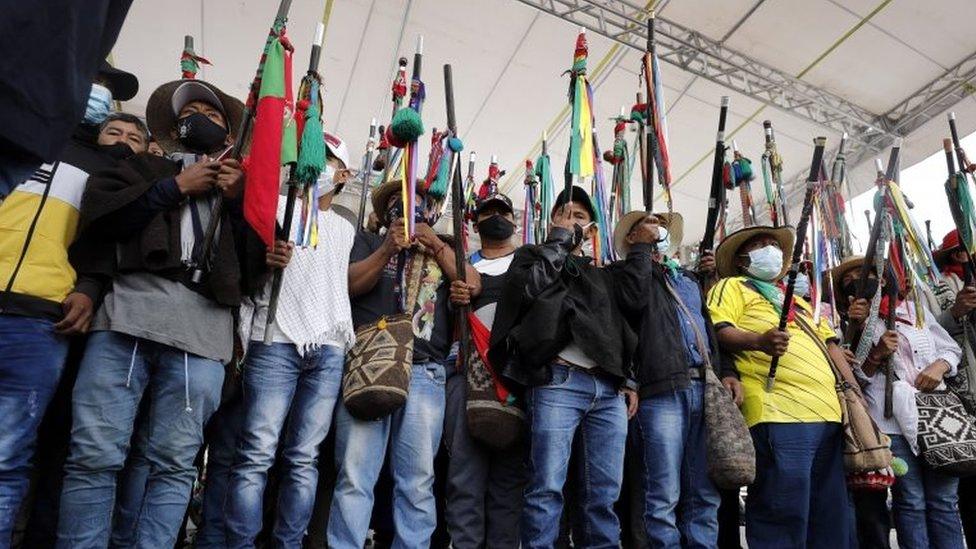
[891,457,908,477]
[428,153,452,200]
[448,137,463,152]
[391,108,424,143]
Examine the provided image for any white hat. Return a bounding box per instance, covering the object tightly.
[170,81,225,116]
[324,132,350,169]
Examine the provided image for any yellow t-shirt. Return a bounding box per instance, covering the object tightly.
[707,276,842,427]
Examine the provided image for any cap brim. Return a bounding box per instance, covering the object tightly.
[475,196,514,215]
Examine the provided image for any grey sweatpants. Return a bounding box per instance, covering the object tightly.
[443,371,527,548]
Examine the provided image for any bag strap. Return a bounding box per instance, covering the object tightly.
[663,274,712,375]
[793,313,844,384]
[400,251,430,314]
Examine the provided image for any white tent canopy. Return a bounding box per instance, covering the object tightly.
[111,0,976,245]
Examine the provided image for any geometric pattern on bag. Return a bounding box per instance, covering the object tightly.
[341,313,414,420]
[341,252,428,421]
[465,345,525,451]
[916,390,976,477]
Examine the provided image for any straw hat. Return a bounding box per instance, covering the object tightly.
[146,79,245,154]
[830,255,865,290]
[714,225,795,280]
[370,178,432,219]
[612,211,683,258]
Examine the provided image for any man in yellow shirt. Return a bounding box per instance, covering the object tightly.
[708,225,858,549]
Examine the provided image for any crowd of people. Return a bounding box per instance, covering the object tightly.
[1,28,976,549]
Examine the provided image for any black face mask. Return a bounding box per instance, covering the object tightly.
[97,142,135,160]
[175,112,228,154]
[477,214,515,241]
[843,278,879,301]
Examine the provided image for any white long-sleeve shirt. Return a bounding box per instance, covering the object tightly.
[860,300,962,441]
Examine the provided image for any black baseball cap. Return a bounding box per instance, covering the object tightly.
[97,60,139,101]
[551,185,597,221]
[475,192,514,216]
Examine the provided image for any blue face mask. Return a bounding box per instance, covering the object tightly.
[84,83,113,125]
[745,245,784,281]
[793,272,811,298]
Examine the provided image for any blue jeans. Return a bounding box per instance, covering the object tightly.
[0,315,68,544]
[636,379,719,548]
[522,365,627,549]
[224,342,344,548]
[746,422,852,549]
[110,408,151,548]
[56,331,224,549]
[890,435,965,549]
[194,382,243,549]
[328,361,446,549]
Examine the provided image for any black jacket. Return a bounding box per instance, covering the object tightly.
[610,243,737,398]
[74,153,259,307]
[488,227,637,388]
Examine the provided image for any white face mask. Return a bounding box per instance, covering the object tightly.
[745,245,784,281]
[793,272,811,298]
[317,164,337,195]
[581,238,595,257]
[654,226,670,255]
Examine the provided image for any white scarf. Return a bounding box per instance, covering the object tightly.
[239,202,356,355]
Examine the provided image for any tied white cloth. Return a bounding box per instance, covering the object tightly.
[239,202,356,356]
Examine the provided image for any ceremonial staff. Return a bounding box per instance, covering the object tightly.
[762,120,788,227]
[263,22,326,345]
[943,134,976,284]
[444,64,470,371]
[356,119,379,230]
[843,148,900,345]
[699,96,730,258]
[882,260,897,418]
[192,0,294,283]
[947,113,976,284]
[642,15,655,212]
[766,137,827,392]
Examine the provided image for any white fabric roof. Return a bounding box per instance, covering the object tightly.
[111,0,976,245]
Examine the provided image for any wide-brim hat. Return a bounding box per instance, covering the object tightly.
[146,79,245,154]
[830,255,865,291]
[98,60,139,101]
[551,185,597,221]
[370,178,428,217]
[612,210,684,258]
[715,225,795,280]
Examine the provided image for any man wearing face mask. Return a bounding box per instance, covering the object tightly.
[443,191,527,548]
[488,186,638,548]
[328,179,481,548]
[707,225,861,548]
[0,1,134,198]
[0,61,141,541]
[609,211,741,547]
[56,79,248,548]
[209,132,357,548]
